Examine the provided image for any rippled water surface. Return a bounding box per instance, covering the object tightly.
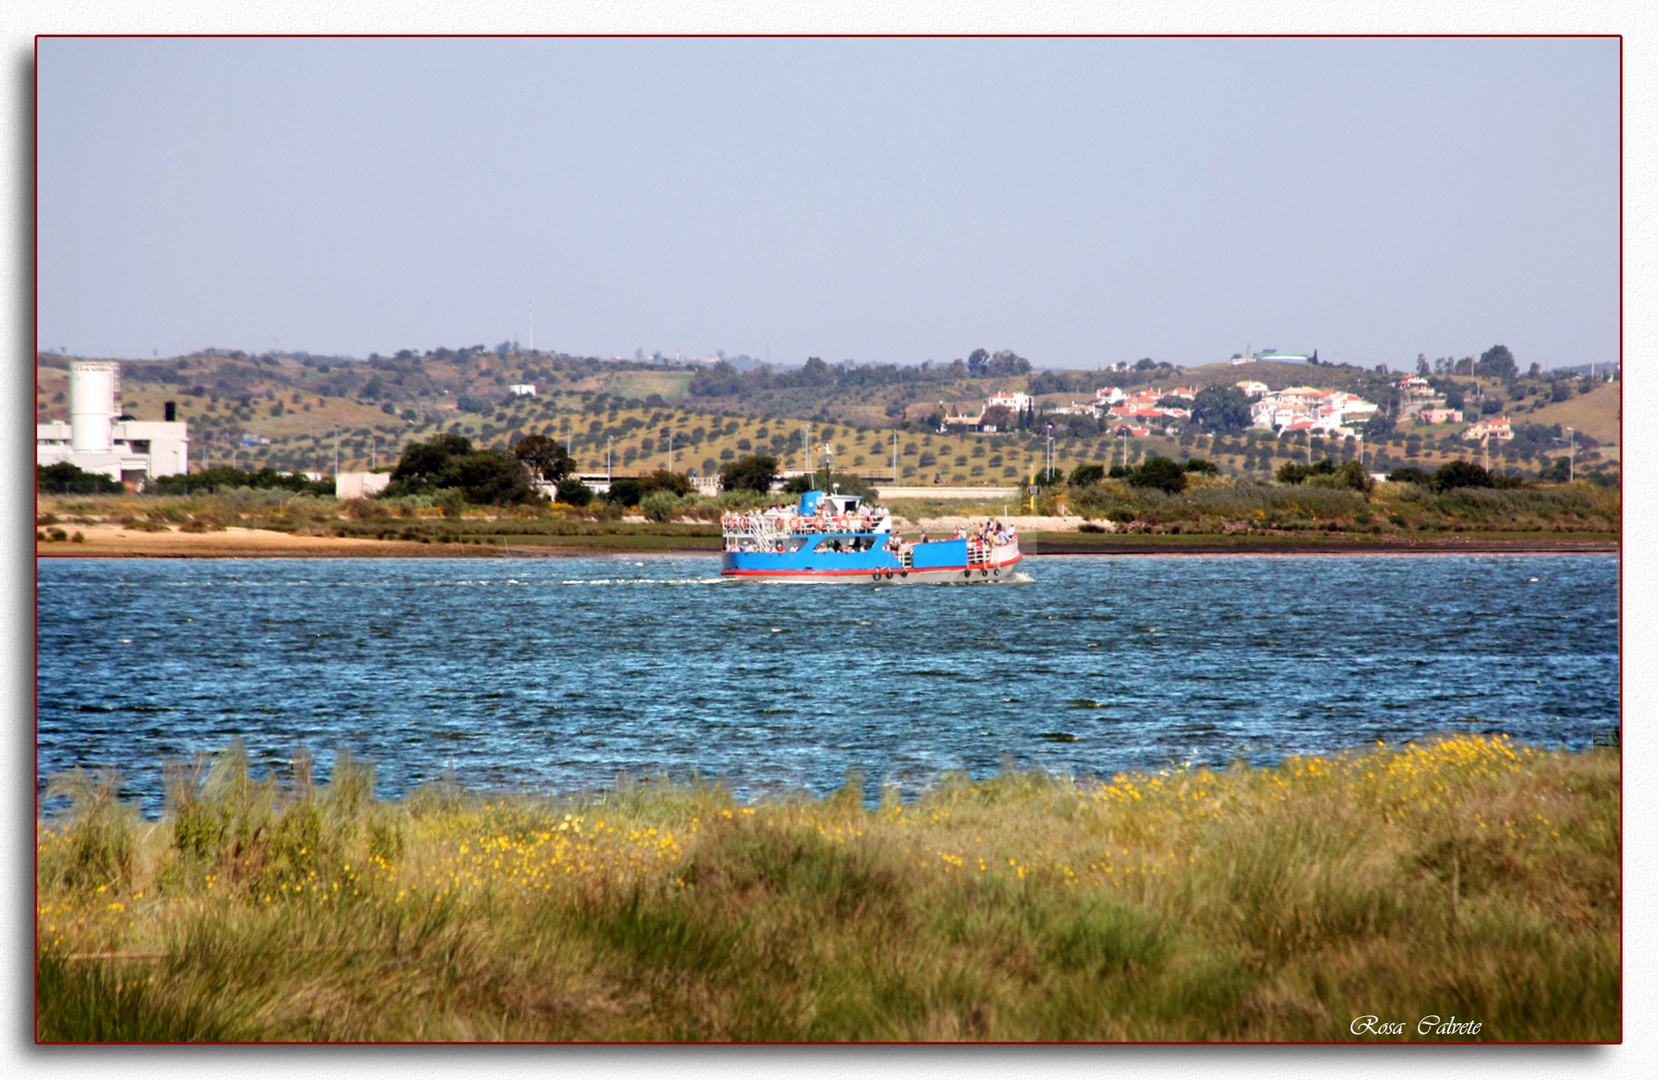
[38,554,1619,813]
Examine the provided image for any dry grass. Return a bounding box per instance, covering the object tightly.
[36,736,1619,1042]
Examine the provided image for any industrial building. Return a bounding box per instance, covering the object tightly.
[37,360,190,487]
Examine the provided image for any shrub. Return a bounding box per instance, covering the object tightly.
[1127,456,1186,495]
[639,491,682,522]
[1302,460,1372,495]
[1068,463,1106,487]
[37,462,123,495]
[434,489,467,517]
[721,454,781,494]
[1433,460,1493,492]
[607,478,644,507]
[39,769,136,893]
[1387,465,1432,486]
[556,478,594,507]
[639,469,695,497]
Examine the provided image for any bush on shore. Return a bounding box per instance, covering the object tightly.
[1068,473,1617,535]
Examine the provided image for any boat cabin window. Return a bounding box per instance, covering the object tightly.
[811,535,876,553]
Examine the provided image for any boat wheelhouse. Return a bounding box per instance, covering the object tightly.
[720,490,1022,584]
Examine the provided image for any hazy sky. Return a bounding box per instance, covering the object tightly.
[37,36,1619,371]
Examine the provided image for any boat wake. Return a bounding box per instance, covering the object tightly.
[556,577,738,587]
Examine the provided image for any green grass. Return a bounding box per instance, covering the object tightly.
[1034,530,1620,551]
[604,371,695,402]
[1062,475,1619,538]
[37,736,1619,1042]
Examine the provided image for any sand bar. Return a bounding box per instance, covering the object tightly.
[35,524,499,559]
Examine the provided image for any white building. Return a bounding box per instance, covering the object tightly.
[336,472,393,499]
[1250,385,1378,439]
[986,390,1032,413]
[508,384,537,396]
[37,361,189,486]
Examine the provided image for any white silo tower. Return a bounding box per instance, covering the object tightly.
[69,361,119,453]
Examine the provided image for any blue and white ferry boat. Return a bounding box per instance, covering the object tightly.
[720,489,1023,584]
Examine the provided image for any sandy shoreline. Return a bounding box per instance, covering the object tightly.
[36,524,505,559]
[36,522,1617,560]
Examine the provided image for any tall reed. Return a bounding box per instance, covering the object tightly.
[37,736,1618,1042]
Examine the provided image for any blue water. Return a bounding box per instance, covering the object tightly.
[36,554,1620,815]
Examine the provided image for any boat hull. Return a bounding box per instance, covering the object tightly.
[721,539,1022,584]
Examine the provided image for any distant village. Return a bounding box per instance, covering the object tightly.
[939,372,1518,446]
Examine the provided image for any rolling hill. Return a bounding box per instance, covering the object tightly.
[35,348,1620,484]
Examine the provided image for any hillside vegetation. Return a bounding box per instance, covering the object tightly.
[36,347,1619,487]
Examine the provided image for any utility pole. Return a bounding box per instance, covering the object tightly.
[1567,427,1575,482]
[892,429,899,484]
[333,427,339,478]
[607,436,613,485]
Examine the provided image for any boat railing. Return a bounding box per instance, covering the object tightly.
[721,511,883,540]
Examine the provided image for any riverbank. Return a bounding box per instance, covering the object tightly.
[1031,532,1621,556]
[36,522,1618,559]
[36,735,1618,1042]
[34,522,723,558]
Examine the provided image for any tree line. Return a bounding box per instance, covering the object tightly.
[687,348,1035,401]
